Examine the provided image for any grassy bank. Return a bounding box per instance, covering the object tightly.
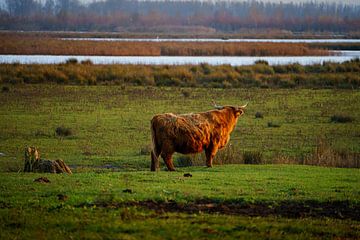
[1,59,360,89]
[0,33,330,56]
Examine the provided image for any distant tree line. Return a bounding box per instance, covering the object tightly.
[0,0,359,32]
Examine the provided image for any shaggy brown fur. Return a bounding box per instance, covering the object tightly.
[24,147,72,174]
[151,105,246,171]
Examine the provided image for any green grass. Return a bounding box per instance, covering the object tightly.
[0,85,359,171]
[0,165,359,239]
[2,165,359,205]
[2,206,358,239]
[0,85,360,239]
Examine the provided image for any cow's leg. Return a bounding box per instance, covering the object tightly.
[151,151,160,171]
[205,145,218,168]
[161,152,176,171]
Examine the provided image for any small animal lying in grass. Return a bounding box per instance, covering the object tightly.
[24,147,72,174]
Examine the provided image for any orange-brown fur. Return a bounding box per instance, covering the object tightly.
[151,106,245,171]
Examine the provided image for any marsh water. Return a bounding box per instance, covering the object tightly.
[0,51,359,65]
[61,38,360,43]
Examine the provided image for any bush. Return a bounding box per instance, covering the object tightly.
[254,60,269,65]
[330,114,353,123]
[181,89,191,98]
[286,63,304,73]
[2,86,10,92]
[255,112,264,118]
[65,58,78,64]
[243,151,263,164]
[55,126,73,137]
[81,59,93,65]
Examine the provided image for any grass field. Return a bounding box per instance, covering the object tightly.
[1,85,359,170]
[0,84,359,239]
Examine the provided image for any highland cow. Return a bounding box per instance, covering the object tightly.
[150,103,247,171]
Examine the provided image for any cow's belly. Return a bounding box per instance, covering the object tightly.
[176,144,204,154]
[174,136,207,154]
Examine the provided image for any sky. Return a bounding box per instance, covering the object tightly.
[1,0,359,7]
[82,0,359,4]
[86,0,360,4]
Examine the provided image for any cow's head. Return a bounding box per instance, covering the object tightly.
[213,101,247,118]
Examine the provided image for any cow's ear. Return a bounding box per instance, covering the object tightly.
[235,108,244,117]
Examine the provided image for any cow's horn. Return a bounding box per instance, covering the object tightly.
[239,103,248,109]
[212,100,223,110]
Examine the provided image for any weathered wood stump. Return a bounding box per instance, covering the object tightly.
[24,147,72,174]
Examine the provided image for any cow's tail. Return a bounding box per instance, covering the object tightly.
[150,119,160,171]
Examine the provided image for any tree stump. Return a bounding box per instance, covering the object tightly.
[24,147,72,174]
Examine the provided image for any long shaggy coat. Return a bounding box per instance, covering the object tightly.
[151,106,245,171]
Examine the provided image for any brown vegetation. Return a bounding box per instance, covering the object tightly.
[311,43,360,51]
[24,147,72,174]
[303,138,360,168]
[1,59,359,89]
[0,33,329,56]
[175,137,360,168]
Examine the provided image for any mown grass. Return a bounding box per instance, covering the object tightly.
[0,33,329,56]
[1,59,360,89]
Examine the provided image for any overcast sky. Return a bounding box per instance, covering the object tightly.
[86,0,359,4]
[1,0,359,6]
[83,0,359,4]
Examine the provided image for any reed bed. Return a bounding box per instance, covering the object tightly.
[0,34,329,56]
[1,59,359,89]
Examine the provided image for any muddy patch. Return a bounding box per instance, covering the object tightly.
[80,199,360,220]
[34,177,51,183]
